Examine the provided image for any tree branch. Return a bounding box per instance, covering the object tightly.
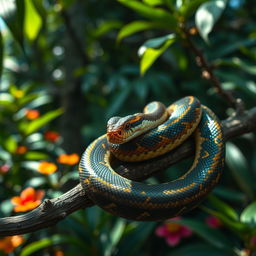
[0,106,256,236]
[183,27,238,108]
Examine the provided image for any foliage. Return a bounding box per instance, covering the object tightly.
[0,0,256,255]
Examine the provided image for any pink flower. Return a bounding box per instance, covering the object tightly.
[0,164,10,174]
[205,215,222,228]
[249,235,256,251]
[250,236,256,245]
[155,217,192,246]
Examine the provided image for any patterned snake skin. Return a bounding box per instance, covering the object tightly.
[79,96,225,221]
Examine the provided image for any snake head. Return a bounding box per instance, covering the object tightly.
[107,117,124,144]
[107,115,143,144]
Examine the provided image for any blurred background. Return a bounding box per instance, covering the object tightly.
[0,0,256,255]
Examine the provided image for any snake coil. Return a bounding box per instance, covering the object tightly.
[79,96,225,221]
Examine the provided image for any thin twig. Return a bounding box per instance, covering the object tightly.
[182,27,237,108]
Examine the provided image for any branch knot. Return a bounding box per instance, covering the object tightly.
[41,199,54,212]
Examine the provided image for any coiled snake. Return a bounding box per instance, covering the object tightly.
[79,96,225,221]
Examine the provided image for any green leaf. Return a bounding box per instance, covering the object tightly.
[0,0,25,48]
[4,136,18,153]
[25,177,46,187]
[117,21,169,43]
[117,222,156,256]
[20,235,80,256]
[105,219,126,256]
[0,93,13,102]
[195,0,227,42]
[240,201,256,225]
[173,218,234,251]
[142,34,175,49]
[0,148,10,161]
[24,108,63,135]
[24,0,42,40]
[207,195,239,221]
[142,0,164,6]
[201,206,248,235]
[31,0,47,20]
[216,71,256,99]
[21,161,39,171]
[27,94,52,108]
[163,0,176,11]
[139,34,176,75]
[20,235,66,256]
[226,142,254,199]
[110,219,126,246]
[59,171,79,185]
[214,57,256,75]
[18,93,39,106]
[213,187,246,203]
[23,151,49,160]
[170,242,235,256]
[0,30,3,79]
[9,84,21,97]
[213,38,256,58]
[93,20,123,38]
[1,200,13,215]
[58,0,76,9]
[180,0,211,19]
[117,0,177,28]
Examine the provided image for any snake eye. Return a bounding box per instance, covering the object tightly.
[125,123,131,130]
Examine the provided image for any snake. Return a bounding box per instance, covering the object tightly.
[79,96,225,221]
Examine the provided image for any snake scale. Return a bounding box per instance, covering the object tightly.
[79,96,225,221]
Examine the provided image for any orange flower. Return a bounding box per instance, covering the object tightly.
[15,145,28,154]
[25,109,40,120]
[57,153,79,165]
[11,187,44,212]
[38,161,57,174]
[0,235,24,253]
[55,249,65,256]
[44,131,60,142]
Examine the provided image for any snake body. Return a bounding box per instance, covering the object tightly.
[79,96,225,221]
